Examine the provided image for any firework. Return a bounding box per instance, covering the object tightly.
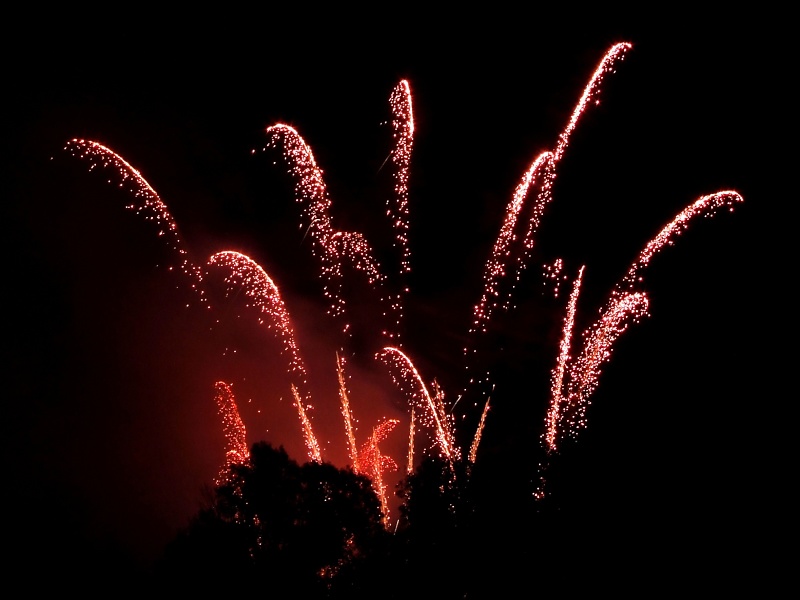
[63,138,205,299]
[213,381,249,482]
[469,43,632,347]
[292,384,322,463]
[207,250,308,386]
[468,397,491,464]
[377,347,459,464]
[262,124,389,340]
[545,266,584,453]
[63,41,743,515]
[357,419,400,524]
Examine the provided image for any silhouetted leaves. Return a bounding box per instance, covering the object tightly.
[156,442,392,595]
[157,444,571,597]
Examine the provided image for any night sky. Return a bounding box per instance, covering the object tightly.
[3,10,786,587]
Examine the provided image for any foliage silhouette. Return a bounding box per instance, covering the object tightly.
[155,442,393,595]
[157,441,595,597]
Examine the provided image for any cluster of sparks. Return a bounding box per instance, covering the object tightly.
[377,347,460,466]
[468,42,630,344]
[62,140,205,298]
[213,381,249,483]
[62,41,742,528]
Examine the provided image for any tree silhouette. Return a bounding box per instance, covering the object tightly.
[156,444,555,597]
[390,457,477,597]
[155,442,393,595]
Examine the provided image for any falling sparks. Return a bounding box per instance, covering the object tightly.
[337,352,359,470]
[617,191,744,293]
[468,42,631,350]
[559,291,650,442]
[262,124,391,341]
[468,397,491,464]
[357,419,400,524]
[386,80,414,277]
[292,384,322,463]
[407,408,415,474]
[62,41,743,517]
[543,258,567,298]
[213,380,249,482]
[377,347,459,464]
[337,352,403,521]
[554,42,632,162]
[545,266,584,453]
[384,80,415,340]
[63,139,205,298]
[470,151,555,337]
[207,250,308,388]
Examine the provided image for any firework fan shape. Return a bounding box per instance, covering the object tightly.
[61,41,742,523]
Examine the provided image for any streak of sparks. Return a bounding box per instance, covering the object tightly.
[292,384,322,463]
[357,419,400,524]
[263,124,391,341]
[62,41,744,514]
[545,266,585,453]
[385,80,415,340]
[559,291,649,442]
[337,352,400,522]
[376,347,459,464]
[407,408,415,474]
[207,250,308,388]
[468,396,491,464]
[63,139,205,299]
[555,42,632,162]
[469,152,554,337]
[467,42,632,384]
[387,80,414,275]
[543,191,743,453]
[337,352,360,470]
[617,191,745,293]
[213,380,249,483]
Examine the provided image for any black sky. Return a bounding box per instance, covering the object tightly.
[3,10,787,586]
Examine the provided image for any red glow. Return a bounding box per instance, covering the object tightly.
[62,41,743,520]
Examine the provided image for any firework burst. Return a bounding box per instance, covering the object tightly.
[61,41,742,521]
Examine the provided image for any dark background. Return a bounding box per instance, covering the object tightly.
[3,8,787,589]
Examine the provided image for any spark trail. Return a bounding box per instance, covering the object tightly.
[357,418,400,524]
[63,139,205,298]
[468,42,631,345]
[262,80,413,346]
[263,124,391,343]
[213,381,249,483]
[207,250,309,388]
[377,347,459,464]
[337,352,359,469]
[545,266,584,453]
[543,191,743,453]
[468,397,491,464]
[292,384,322,463]
[557,291,650,446]
[384,80,415,341]
[61,41,743,517]
[617,191,744,293]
